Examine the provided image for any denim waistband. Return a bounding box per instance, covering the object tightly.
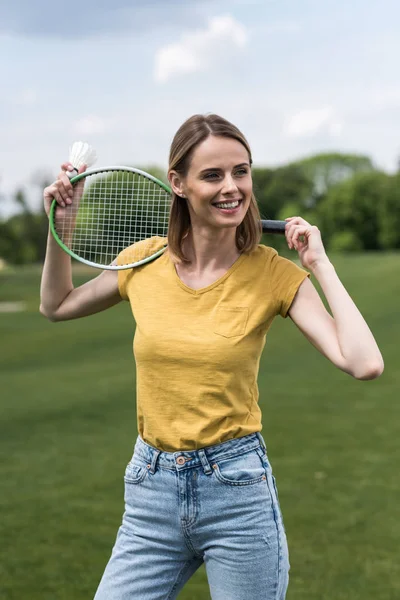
[133,431,268,475]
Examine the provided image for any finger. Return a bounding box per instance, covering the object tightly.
[286,224,305,250]
[286,218,313,248]
[57,166,74,181]
[52,178,72,204]
[285,225,294,249]
[49,180,71,204]
[51,188,67,208]
[78,164,87,174]
[59,173,74,202]
[61,162,74,173]
[50,179,72,206]
[285,216,311,242]
[285,221,299,237]
[285,222,301,248]
[292,225,310,248]
[285,216,310,226]
[284,227,291,248]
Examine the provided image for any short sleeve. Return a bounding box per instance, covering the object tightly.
[268,248,310,318]
[117,247,133,301]
[116,236,168,301]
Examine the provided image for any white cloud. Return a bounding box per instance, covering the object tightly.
[154,14,248,83]
[283,107,343,139]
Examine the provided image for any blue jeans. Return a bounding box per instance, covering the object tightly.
[94,432,290,599]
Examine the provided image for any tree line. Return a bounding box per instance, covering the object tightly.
[1,152,399,265]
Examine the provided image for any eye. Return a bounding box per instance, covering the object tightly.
[234,168,248,176]
[203,172,220,180]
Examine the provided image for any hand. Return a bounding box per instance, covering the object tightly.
[285,216,330,271]
[43,163,86,218]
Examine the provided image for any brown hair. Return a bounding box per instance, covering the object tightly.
[167,113,262,263]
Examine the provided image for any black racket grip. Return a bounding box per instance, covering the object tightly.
[261,220,286,234]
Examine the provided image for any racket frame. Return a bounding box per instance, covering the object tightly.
[49,166,171,270]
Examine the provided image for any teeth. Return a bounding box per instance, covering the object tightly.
[214,200,240,209]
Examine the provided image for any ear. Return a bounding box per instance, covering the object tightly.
[168,171,186,198]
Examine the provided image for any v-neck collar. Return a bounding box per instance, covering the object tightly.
[168,252,248,296]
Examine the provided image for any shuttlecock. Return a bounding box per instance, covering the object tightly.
[68,141,97,177]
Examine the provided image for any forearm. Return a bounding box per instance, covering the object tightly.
[310,260,384,379]
[40,229,74,317]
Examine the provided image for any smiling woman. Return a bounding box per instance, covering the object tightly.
[167,114,262,265]
[40,112,383,600]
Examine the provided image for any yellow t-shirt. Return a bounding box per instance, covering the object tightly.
[118,239,310,452]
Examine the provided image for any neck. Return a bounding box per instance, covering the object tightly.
[181,225,240,272]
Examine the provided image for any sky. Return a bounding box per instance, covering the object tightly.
[1,0,399,215]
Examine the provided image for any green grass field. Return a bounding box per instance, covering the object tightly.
[1,254,399,600]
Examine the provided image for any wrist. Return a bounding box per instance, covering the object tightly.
[309,258,335,277]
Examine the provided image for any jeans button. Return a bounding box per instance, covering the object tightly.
[176,456,186,465]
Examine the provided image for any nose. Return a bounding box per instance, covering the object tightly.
[221,174,238,195]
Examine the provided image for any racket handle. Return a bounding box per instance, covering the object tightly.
[261,219,286,234]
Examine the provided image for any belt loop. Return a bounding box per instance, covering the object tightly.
[256,431,267,452]
[149,449,161,474]
[198,448,213,475]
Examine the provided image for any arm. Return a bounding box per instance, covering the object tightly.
[40,163,122,322]
[284,216,384,380]
[288,274,383,380]
[40,231,121,322]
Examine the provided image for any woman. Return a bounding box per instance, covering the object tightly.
[41,114,384,599]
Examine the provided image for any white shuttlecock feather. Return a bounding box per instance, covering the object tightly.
[68,141,97,174]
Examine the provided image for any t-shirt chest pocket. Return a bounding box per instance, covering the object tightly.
[213,306,249,338]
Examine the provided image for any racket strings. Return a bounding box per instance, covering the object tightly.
[55,171,170,266]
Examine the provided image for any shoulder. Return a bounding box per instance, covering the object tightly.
[117,236,167,267]
[117,236,167,300]
[245,244,287,273]
[246,243,277,263]
[258,244,303,273]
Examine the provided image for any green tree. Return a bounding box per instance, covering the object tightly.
[318,171,390,251]
[292,152,375,205]
[0,187,49,264]
[253,165,313,220]
[378,172,400,249]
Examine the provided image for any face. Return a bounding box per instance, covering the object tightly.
[170,135,253,232]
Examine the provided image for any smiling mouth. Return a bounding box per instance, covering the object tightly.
[212,199,242,209]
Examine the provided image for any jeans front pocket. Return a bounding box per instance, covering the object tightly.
[124,456,149,485]
[212,449,266,486]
